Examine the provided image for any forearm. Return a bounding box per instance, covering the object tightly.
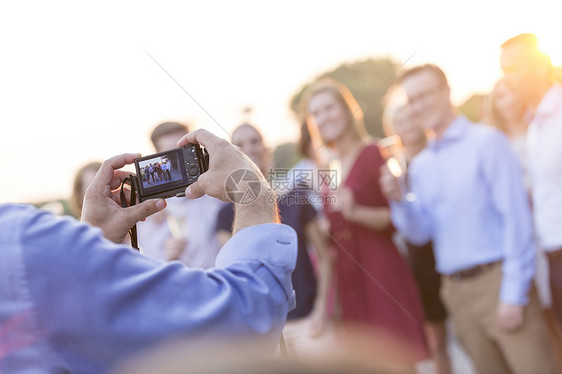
[389,200,431,245]
[233,184,280,234]
[312,256,333,318]
[305,221,334,317]
[500,236,536,305]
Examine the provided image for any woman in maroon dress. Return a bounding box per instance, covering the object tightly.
[304,79,428,361]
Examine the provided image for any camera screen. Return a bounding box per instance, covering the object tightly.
[138,151,185,193]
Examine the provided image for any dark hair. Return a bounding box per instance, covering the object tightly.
[298,120,312,158]
[232,123,264,144]
[150,122,189,149]
[398,63,449,89]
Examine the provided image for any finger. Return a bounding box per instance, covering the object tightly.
[500,320,515,332]
[185,180,205,199]
[496,316,506,330]
[123,199,167,226]
[109,170,136,191]
[497,313,514,331]
[177,129,228,153]
[380,164,391,177]
[112,186,132,205]
[177,129,212,147]
[91,153,141,191]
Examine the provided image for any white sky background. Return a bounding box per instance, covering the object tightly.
[1,0,561,203]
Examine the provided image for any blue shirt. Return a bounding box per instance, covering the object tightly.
[0,204,297,373]
[391,116,535,305]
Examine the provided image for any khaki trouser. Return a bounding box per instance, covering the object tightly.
[441,263,556,374]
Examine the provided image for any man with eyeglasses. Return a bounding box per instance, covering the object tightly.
[379,63,555,373]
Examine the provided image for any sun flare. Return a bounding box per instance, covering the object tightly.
[538,34,562,67]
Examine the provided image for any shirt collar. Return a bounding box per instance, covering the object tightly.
[427,115,469,150]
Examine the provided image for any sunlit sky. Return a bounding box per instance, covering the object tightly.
[1,1,561,203]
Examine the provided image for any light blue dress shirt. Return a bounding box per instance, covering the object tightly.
[391,116,535,306]
[0,204,297,373]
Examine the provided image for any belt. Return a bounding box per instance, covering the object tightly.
[447,260,502,281]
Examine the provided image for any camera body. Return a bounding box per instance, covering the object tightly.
[134,144,209,202]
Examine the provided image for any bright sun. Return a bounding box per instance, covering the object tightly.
[538,34,562,67]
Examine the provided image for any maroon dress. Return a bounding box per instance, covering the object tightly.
[325,143,428,360]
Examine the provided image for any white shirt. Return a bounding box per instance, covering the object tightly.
[137,195,227,268]
[527,83,562,251]
[510,133,531,191]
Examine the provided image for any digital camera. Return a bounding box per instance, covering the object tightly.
[134,144,209,202]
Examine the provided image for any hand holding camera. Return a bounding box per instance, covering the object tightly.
[177,129,279,233]
[81,153,168,244]
[82,130,279,244]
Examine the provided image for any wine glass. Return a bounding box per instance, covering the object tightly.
[377,135,415,201]
[165,202,189,240]
[378,135,406,176]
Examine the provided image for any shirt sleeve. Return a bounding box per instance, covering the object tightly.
[481,131,535,305]
[20,209,297,373]
[389,161,433,246]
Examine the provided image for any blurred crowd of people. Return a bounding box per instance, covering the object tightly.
[35,33,562,373]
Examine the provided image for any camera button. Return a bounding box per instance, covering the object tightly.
[187,165,199,176]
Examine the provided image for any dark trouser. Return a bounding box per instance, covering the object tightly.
[548,250,562,324]
[406,241,447,322]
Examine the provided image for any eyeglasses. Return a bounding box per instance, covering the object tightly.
[407,85,445,105]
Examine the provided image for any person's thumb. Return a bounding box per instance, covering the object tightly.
[125,198,167,226]
[185,179,206,199]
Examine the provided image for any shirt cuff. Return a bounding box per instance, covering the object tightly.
[499,275,530,306]
[389,200,411,235]
[216,223,298,309]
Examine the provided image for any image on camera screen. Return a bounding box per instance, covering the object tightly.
[138,153,183,191]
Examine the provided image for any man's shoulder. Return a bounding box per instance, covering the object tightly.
[536,83,562,119]
[410,147,433,172]
[0,203,39,217]
[468,120,503,138]
[0,204,66,239]
[466,122,511,151]
[0,204,38,242]
[0,203,105,251]
[410,120,505,169]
